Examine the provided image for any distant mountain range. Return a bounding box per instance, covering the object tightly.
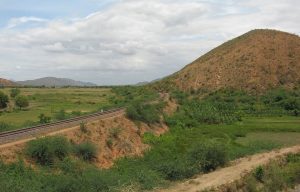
[17,77,97,87]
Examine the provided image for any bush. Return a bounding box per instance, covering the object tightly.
[109,127,121,139]
[126,102,162,124]
[188,141,228,172]
[10,88,20,98]
[55,109,67,120]
[74,142,97,161]
[15,95,29,109]
[80,121,88,133]
[254,166,264,182]
[26,136,70,165]
[0,91,9,109]
[39,113,51,124]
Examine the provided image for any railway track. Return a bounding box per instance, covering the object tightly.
[0,107,125,145]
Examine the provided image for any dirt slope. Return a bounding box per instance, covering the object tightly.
[159,29,300,93]
[0,78,16,87]
[157,145,300,192]
[0,114,168,168]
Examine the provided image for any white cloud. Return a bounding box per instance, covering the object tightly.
[44,42,65,52]
[0,0,299,85]
[5,16,48,29]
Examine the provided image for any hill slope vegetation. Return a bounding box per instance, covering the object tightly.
[160,29,300,93]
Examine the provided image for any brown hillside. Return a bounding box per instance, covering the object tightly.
[0,78,16,87]
[162,29,300,93]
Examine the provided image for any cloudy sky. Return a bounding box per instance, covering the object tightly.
[0,0,299,85]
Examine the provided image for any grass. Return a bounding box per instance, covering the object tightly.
[226,153,300,191]
[0,87,299,191]
[237,132,300,147]
[0,88,112,131]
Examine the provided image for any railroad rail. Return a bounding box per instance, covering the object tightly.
[0,107,125,145]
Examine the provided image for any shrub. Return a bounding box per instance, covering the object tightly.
[39,113,51,124]
[0,91,9,109]
[74,142,97,161]
[26,136,70,165]
[254,166,264,182]
[188,141,228,172]
[126,102,162,124]
[106,139,113,149]
[10,88,21,98]
[15,95,29,109]
[55,109,67,120]
[80,121,88,133]
[109,127,122,139]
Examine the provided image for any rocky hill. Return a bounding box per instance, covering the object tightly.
[0,78,17,87]
[159,29,300,93]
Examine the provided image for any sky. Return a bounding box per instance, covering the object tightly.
[0,0,299,85]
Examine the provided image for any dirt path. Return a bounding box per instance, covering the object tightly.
[157,145,300,192]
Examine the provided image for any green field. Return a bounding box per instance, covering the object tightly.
[0,88,112,130]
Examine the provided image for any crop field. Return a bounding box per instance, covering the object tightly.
[0,88,112,131]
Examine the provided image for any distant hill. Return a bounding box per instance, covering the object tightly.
[17,77,97,87]
[0,78,17,87]
[135,78,162,86]
[158,29,300,93]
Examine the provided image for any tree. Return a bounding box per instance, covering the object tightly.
[15,95,29,109]
[0,91,9,109]
[10,88,21,98]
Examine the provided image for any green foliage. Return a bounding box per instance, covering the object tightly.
[26,136,70,166]
[73,142,97,161]
[0,91,9,109]
[243,154,300,191]
[15,95,29,109]
[39,113,51,124]
[110,86,159,106]
[254,166,264,182]
[106,138,113,149]
[262,88,300,114]
[171,90,188,105]
[166,99,240,128]
[55,109,67,120]
[188,141,228,172]
[126,101,164,124]
[0,122,13,132]
[10,88,21,98]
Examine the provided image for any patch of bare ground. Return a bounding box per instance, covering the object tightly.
[161,92,178,115]
[156,145,300,192]
[0,114,168,168]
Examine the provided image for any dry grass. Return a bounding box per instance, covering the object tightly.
[162,29,300,93]
[0,114,168,168]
